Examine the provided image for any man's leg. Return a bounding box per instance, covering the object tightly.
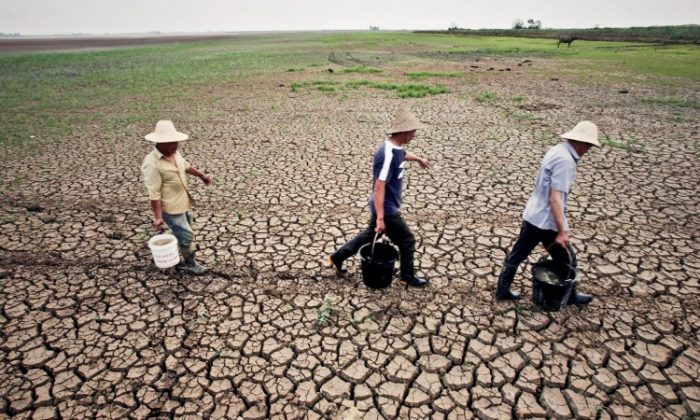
[163,211,207,274]
[496,221,542,300]
[330,215,377,273]
[384,214,426,287]
[542,238,592,305]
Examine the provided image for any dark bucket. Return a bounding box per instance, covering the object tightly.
[531,258,576,311]
[359,241,399,289]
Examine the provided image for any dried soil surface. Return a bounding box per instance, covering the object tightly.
[1,54,699,419]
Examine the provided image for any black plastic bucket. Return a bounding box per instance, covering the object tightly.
[531,249,576,311]
[358,236,398,289]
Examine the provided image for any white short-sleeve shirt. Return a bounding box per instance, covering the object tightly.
[522,142,579,231]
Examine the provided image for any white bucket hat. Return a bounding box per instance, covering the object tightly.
[560,121,600,147]
[387,107,425,135]
[145,120,189,143]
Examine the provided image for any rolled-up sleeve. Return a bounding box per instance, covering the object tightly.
[141,161,162,200]
[550,158,576,193]
[182,157,191,171]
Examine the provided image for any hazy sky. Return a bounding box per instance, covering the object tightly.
[2,0,699,35]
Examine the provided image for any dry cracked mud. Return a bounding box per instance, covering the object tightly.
[0,55,699,419]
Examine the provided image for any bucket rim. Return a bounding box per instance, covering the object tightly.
[358,241,398,261]
[148,233,178,249]
[532,259,576,283]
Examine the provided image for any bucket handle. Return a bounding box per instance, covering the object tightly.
[370,232,382,259]
[542,242,575,280]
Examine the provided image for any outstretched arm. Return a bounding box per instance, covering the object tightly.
[405,152,429,169]
[186,166,211,184]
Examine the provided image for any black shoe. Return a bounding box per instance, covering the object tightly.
[569,291,593,305]
[326,255,347,274]
[400,275,428,288]
[495,289,522,301]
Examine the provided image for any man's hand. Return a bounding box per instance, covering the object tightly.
[418,157,430,169]
[554,231,569,249]
[375,218,386,234]
[153,217,165,232]
[200,174,212,185]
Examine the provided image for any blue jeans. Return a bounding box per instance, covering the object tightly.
[162,211,195,258]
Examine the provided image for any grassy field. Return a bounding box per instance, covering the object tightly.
[428,25,700,43]
[0,31,698,146]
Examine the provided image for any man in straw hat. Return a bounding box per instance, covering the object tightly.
[495,121,600,304]
[327,108,431,287]
[141,120,211,274]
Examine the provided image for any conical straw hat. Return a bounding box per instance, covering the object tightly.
[145,120,189,143]
[386,108,425,135]
[560,121,600,147]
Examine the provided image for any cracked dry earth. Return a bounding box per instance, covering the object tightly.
[1,57,699,419]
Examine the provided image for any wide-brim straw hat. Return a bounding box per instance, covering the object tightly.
[145,120,189,143]
[386,108,425,135]
[560,121,600,147]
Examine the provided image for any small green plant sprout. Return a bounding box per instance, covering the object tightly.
[406,71,463,79]
[475,92,498,103]
[602,133,642,151]
[513,303,529,314]
[316,294,333,326]
[340,66,383,74]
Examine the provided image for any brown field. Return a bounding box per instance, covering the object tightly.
[0,34,248,53]
[0,33,698,418]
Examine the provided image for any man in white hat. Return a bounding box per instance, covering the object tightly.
[141,120,211,274]
[495,121,600,304]
[327,108,431,287]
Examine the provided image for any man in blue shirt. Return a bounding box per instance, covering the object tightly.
[496,121,600,305]
[328,108,431,287]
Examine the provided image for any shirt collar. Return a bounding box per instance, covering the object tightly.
[563,141,579,163]
[385,139,404,150]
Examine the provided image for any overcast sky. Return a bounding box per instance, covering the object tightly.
[1,0,699,36]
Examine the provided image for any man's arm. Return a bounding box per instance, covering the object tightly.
[186,167,211,184]
[151,200,165,231]
[373,180,386,233]
[549,189,568,248]
[405,151,430,169]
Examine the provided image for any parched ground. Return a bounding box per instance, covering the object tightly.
[0,48,699,419]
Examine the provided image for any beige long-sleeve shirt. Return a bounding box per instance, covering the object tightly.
[141,148,194,214]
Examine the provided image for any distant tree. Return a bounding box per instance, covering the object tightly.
[527,19,542,29]
[369,26,380,31]
[448,22,460,31]
[512,19,525,30]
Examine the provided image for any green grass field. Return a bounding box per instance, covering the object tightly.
[0,31,698,146]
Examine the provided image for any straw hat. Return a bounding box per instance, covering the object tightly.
[145,120,189,143]
[386,108,425,135]
[560,121,600,147]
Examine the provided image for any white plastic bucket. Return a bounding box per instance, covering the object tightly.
[148,234,179,268]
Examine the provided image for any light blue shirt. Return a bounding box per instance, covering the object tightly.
[522,142,579,231]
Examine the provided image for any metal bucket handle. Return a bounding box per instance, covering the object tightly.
[370,232,383,259]
[542,242,575,280]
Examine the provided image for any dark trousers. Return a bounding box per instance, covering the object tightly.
[499,221,577,285]
[333,213,415,278]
